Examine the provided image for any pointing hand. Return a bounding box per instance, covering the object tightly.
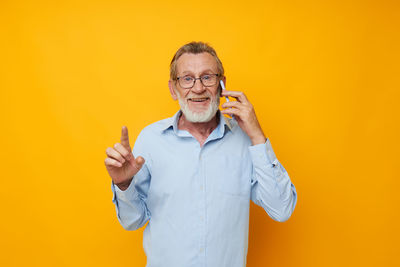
[104,126,145,190]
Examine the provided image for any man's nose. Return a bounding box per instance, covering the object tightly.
[191,78,206,94]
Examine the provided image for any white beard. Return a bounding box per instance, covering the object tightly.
[175,90,220,123]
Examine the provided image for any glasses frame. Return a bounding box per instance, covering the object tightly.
[176,73,220,89]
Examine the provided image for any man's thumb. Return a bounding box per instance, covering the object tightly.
[135,156,145,167]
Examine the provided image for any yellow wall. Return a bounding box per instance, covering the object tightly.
[1,0,399,266]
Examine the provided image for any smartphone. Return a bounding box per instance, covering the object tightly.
[219,80,230,102]
[219,80,235,119]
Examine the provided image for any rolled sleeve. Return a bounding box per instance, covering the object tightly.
[111,179,150,230]
[248,138,297,222]
[113,180,141,203]
[248,138,278,167]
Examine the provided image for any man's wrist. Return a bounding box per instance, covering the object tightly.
[250,133,267,146]
[115,178,133,191]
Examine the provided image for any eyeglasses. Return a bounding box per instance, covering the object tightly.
[176,74,220,89]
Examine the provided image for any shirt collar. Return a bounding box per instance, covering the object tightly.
[161,110,233,134]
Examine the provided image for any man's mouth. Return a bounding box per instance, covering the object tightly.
[188,97,210,103]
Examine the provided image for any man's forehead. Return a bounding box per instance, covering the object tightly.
[176,52,218,74]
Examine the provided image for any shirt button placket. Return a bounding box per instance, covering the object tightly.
[198,149,206,266]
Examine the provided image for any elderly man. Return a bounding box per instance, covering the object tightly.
[105,41,297,267]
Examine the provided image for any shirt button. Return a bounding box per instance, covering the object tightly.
[200,248,204,252]
[200,186,203,190]
[200,216,203,220]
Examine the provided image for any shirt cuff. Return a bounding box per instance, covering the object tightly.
[248,138,279,167]
[112,179,140,202]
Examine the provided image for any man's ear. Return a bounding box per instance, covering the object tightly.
[168,80,178,101]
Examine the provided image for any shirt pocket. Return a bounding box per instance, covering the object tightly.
[213,155,251,198]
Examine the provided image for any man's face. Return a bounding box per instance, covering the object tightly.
[169,52,223,123]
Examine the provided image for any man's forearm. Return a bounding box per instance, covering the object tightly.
[111,181,150,230]
[249,139,298,222]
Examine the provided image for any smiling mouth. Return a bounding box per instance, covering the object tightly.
[188,97,210,103]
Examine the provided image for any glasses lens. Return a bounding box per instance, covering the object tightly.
[179,76,194,88]
[201,74,217,86]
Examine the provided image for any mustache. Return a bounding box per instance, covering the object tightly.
[185,94,211,99]
[184,91,220,100]
[174,89,220,100]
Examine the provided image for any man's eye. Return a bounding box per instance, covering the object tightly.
[202,75,211,80]
[183,76,194,82]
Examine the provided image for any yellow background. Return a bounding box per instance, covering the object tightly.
[1,0,399,266]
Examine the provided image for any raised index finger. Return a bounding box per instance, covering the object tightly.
[120,126,131,150]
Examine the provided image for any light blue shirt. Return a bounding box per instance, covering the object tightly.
[111,110,297,267]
